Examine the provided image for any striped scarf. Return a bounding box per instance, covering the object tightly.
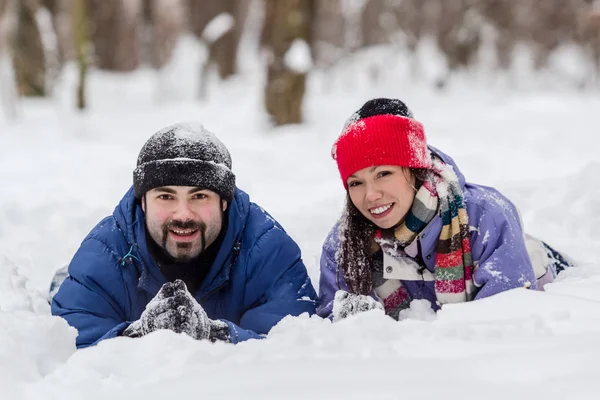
[373,155,475,306]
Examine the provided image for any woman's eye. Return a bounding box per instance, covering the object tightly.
[348,181,361,188]
[378,171,391,178]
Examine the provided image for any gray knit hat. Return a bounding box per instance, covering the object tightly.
[133,122,235,201]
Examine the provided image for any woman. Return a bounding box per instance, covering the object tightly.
[317,98,572,321]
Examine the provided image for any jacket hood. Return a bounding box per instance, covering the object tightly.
[112,186,251,297]
[428,145,467,189]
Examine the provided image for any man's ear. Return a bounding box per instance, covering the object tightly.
[141,194,146,212]
[222,199,228,212]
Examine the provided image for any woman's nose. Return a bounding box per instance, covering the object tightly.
[365,184,382,202]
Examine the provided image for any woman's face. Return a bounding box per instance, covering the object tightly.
[347,165,416,229]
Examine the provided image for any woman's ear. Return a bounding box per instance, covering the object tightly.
[402,167,417,191]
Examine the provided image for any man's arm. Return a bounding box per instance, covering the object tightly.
[223,226,317,343]
[51,238,131,348]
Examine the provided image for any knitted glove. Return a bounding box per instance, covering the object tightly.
[123,279,229,342]
[332,290,384,322]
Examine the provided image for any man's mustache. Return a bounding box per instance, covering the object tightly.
[161,219,207,256]
[165,220,201,231]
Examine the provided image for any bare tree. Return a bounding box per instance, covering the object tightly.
[40,0,70,66]
[361,0,385,47]
[433,0,482,87]
[0,0,19,120]
[476,0,518,71]
[385,0,437,80]
[72,0,88,109]
[389,0,433,53]
[262,0,315,125]
[88,0,141,71]
[213,0,249,79]
[518,0,580,70]
[142,0,184,69]
[579,2,600,86]
[312,0,344,68]
[13,0,46,96]
[188,0,250,80]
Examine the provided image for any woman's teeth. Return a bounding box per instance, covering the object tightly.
[370,204,392,215]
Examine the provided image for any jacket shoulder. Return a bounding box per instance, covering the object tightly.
[242,203,287,243]
[65,215,132,305]
[84,215,131,255]
[67,215,131,285]
[464,183,522,228]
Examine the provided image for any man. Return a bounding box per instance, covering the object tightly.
[51,122,317,348]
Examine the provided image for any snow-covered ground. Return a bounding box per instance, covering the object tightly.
[1,36,599,399]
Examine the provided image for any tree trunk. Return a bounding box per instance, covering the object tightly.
[88,0,141,71]
[435,0,481,72]
[13,0,46,96]
[142,0,184,69]
[188,0,248,80]
[581,7,600,87]
[0,0,19,120]
[42,0,80,69]
[311,0,344,68]
[263,0,314,126]
[361,0,385,47]
[211,0,243,79]
[72,0,88,109]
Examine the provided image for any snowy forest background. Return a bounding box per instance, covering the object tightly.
[1,1,600,399]
[1,0,600,122]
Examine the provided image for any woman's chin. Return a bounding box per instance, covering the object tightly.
[372,215,405,230]
[372,218,394,230]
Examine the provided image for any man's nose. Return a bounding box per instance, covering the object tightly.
[172,200,194,220]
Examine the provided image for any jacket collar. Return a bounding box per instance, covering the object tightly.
[114,186,250,300]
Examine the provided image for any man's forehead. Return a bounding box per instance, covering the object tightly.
[149,186,216,194]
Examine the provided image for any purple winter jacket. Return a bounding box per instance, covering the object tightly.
[317,146,538,318]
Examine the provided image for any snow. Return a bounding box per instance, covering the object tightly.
[138,121,232,169]
[1,35,600,399]
[201,13,234,44]
[283,39,313,73]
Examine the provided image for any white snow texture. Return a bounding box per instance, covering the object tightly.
[1,36,599,400]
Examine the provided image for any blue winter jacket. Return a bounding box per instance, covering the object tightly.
[52,187,317,348]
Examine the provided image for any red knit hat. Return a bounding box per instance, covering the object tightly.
[332,98,432,188]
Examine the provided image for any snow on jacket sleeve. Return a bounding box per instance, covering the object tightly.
[226,226,317,343]
[51,237,131,348]
[316,224,348,319]
[468,188,537,299]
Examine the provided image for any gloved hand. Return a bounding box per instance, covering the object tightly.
[332,290,384,322]
[122,279,230,342]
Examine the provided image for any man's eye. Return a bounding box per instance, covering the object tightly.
[194,193,208,200]
[158,194,173,200]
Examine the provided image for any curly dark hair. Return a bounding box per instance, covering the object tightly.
[336,168,429,295]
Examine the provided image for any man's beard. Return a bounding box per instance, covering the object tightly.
[161,219,207,262]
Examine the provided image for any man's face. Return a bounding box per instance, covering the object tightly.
[142,186,227,262]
